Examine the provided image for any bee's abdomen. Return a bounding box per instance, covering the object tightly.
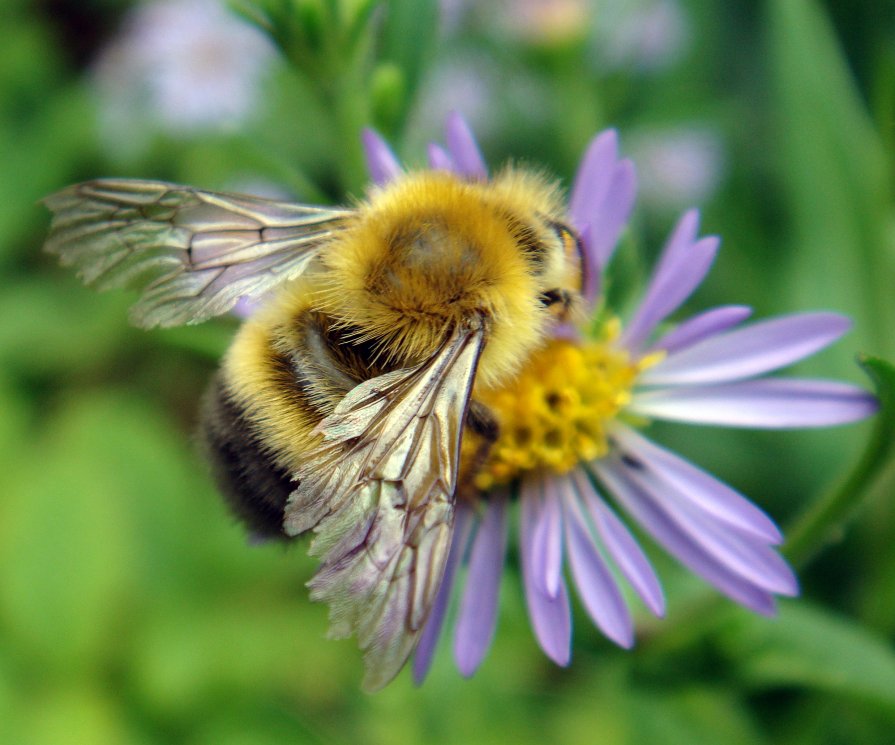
[199,373,296,540]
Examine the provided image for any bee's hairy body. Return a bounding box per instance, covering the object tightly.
[203,169,582,539]
[44,165,583,689]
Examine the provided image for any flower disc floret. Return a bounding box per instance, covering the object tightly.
[472,321,662,490]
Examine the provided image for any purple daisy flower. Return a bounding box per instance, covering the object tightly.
[362,113,878,682]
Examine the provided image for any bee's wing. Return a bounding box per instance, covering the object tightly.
[43,179,352,328]
[285,323,485,692]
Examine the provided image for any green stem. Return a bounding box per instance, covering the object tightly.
[783,355,894,567]
[330,73,371,195]
[316,4,372,196]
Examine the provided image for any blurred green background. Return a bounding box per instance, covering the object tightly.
[1,0,894,743]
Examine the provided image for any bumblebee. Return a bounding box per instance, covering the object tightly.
[43,166,584,690]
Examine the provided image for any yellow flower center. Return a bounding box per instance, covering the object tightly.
[469,320,663,491]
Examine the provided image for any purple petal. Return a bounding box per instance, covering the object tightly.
[569,130,620,231]
[605,453,797,596]
[610,424,783,544]
[563,497,634,648]
[594,461,778,615]
[232,294,261,319]
[586,160,637,273]
[551,321,582,342]
[571,469,666,616]
[568,130,637,302]
[520,476,572,665]
[454,496,508,677]
[362,128,402,185]
[668,501,797,595]
[412,503,473,685]
[633,472,794,594]
[445,111,487,178]
[531,476,564,598]
[620,210,719,352]
[641,313,853,386]
[631,378,879,428]
[649,305,752,355]
[427,143,455,171]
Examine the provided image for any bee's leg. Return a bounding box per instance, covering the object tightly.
[457,401,499,499]
[199,374,296,541]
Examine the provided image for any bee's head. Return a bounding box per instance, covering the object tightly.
[505,214,584,323]
[318,169,583,386]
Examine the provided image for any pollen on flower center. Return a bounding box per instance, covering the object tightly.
[469,321,661,491]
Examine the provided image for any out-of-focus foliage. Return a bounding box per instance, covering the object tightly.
[1,0,893,743]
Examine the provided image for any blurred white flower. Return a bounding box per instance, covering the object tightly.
[478,0,688,72]
[594,0,690,73]
[93,0,277,151]
[439,0,472,34]
[406,54,550,157]
[628,126,726,211]
[490,0,590,46]
[406,56,500,154]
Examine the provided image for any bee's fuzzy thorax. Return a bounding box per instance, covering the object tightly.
[316,169,568,387]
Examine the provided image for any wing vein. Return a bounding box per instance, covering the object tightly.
[285,323,486,690]
[43,178,352,327]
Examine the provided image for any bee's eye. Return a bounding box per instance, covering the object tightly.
[539,289,573,318]
[540,289,561,307]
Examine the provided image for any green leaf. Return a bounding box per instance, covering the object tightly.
[236,0,326,66]
[627,687,767,745]
[376,0,439,135]
[130,597,351,717]
[0,392,204,671]
[0,277,131,374]
[0,657,18,745]
[342,0,380,51]
[719,601,895,711]
[190,702,339,745]
[767,0,895,366]
[18,686,135,745]
[784,355,895,566]
[155,321,236,362]
[0,409,133,672]
[370,61,407,134]
[0,373,28,462]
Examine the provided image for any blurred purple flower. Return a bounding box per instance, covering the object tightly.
[594,0,690,73]
[629,126,726,212]
[365,113,877,682]
[93,0,277,152]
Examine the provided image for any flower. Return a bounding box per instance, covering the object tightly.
[93,0,277,152]
[628,125,726,212]
[365,113,878,683]
[487,0,591,47]
[592,0,690,73]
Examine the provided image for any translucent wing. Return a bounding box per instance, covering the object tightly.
[43,179,352,328]
[284,323,486,691]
